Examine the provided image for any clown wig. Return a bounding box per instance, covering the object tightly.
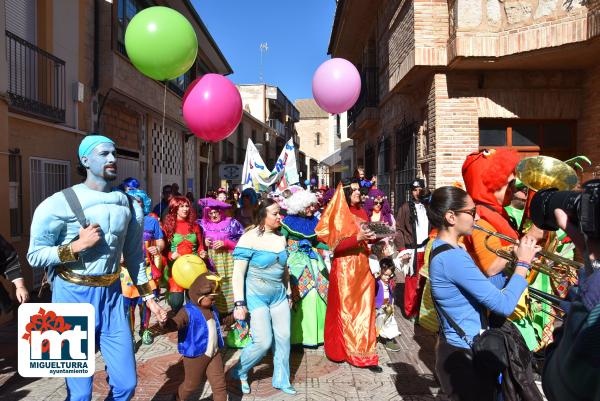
[285,190,318,216]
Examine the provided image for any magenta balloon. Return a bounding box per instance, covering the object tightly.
[182,74,243,142]
[312,58,361,114]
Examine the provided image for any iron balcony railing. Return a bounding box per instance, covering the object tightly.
[6,30,66,123]
[268,118,286,137]
[348,66,378,126]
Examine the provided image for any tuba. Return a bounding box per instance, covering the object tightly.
[515,155,578,233]
[514,155,581,285]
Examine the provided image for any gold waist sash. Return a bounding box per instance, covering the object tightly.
[56,266,120,287]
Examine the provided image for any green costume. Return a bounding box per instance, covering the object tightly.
[505,205,570,351]
[281,215,329,346]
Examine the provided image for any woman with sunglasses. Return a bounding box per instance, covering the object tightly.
[365,188,395,226]
[427,186,539,401]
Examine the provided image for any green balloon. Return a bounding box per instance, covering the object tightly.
[125,6,198,81]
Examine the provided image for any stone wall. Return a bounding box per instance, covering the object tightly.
[432,73,480,188]
[378,0,449,95]
[296,117,331,162]
[378,0,416,95]
[430,70,585,187]
[100,101,140,151]
[449,0,600,59]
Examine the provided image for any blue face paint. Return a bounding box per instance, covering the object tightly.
[82,143,118,185]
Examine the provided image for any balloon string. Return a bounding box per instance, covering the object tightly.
[159,82,167,208]
[206,143,212,197]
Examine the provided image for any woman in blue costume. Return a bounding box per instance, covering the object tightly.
[281,189,329,347]
[229,198,297,395]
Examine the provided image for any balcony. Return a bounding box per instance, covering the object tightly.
[347,67,378,137]
[6,31,66,123]
[268,118,286,138]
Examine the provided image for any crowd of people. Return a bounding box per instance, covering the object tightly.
[11,134,598,401]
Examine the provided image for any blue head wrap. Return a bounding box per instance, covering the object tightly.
[127,189,152,215]
[239,188,258,207]
[78,135,115,160]
[123,177,140,189]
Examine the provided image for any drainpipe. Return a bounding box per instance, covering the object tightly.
[93,0,99,93]
[92,0,100,132]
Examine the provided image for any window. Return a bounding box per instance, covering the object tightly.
[117,0,195,97]
[221,141,234,163]
[315,132,321,146]
[478,119,576,160]
[30,158,70,216]
[365,145,376,178]
[117,0,151,56]
[336,114,341,138]
[479,121,507,146]
[236,123,244,163]
[167,69,194,97]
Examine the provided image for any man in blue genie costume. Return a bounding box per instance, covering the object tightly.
[27,134,168,401]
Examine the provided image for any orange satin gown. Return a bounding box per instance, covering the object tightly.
[316,184,378,367]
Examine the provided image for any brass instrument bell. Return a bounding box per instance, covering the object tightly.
[516,155,578,192]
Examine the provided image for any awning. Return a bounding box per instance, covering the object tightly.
[320,149,341,167]
[320,140,352,167]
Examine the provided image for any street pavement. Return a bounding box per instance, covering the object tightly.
[0,283,447,401]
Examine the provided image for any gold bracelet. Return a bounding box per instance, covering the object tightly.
[136,282,154,297]
[57,244,78,262]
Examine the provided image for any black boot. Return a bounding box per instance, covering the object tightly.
[367,365,383,373]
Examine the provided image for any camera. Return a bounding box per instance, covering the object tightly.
[530,179,600,238]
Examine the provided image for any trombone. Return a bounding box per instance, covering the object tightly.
[528,287,566,321]
[473,224,582,285]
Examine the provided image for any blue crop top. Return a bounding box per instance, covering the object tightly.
[233,247,288,283]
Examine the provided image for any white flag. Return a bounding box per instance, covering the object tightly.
[241,138,299,192]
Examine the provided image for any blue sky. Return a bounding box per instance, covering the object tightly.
[191,0,336,103]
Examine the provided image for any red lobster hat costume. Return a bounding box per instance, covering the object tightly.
[462,148,520,242]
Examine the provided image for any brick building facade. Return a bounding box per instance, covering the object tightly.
[330,0,600,209]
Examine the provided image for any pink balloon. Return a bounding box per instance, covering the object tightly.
[183,74,243,142]
[312,58,361,114]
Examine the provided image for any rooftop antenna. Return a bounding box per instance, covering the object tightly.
[259,42,268,83]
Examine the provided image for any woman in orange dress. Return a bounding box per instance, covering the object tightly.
[315,179,381,371]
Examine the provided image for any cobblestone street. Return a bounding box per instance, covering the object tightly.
[0,282,446,401]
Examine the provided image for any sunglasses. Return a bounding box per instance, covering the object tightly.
[374,201,384,205]
[453,207,477,218]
